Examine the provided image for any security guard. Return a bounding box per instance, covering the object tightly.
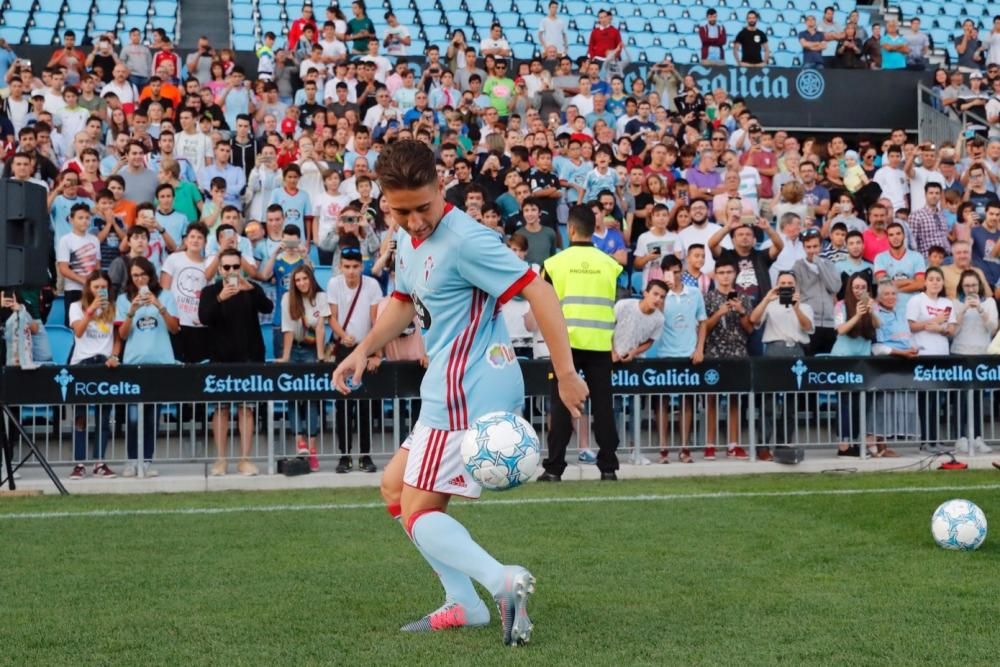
[539,205,622,481]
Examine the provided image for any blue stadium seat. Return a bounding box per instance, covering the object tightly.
[92,15,118,32]
[394,9,417,24]
[662,6,686,20]
[232,18,255,35]
[773,51,797,67]
[573,15,595,31]
[313,266,332,288]
[631,33,656,49]
[671,46,697,64]
[673,18,697,34]
[466,0,491,13]
[3,11,31,27]
[470,11,495,26]
[424,25,449,42]
[445,9,468,26]
[496,12,520,29]
[259,5,282,21]
[46,326,75,365]
[94,0,122,15]
[121,15,148,32]
[512,41,535,59]
[0,26,22,43]
[152,1,176,16]
[33,12,59,29]
[261,325,275,360]
[125,0,149,15]
[232,34,256,50]
[62,13,89,31]
[563,1,589,17]
[27,27,55,45]
[645,46,668,62]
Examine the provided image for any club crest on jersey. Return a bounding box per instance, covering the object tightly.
[424,255,435,282]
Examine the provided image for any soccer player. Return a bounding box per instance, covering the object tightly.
[332,141,588,646]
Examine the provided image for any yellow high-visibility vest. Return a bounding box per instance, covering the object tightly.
[543,244,622,351]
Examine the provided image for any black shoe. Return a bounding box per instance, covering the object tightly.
[537,471,561,482]
[837,445,860,457]
[600,471,618,481]
[359,455,377,473]
[335,456,352,474]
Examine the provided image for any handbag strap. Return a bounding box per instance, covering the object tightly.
[340,282,364,335]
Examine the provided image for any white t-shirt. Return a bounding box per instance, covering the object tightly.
[161,251,208,327]
[635,229,680,285]
[313,191,352,245]
[280,291,330,340]
[101,80,137,106]
[326,274,382,342]
[538,16,568,53]
[480,37,511,55]
[613,299,665,357]
[68,301,115,363]
[906,292,956,356]
[873,166,909,212]
[319,38,348,67]
[56,232,102,291]
[908,166,945,211]
[362,55,392,82]
[501,298,532,345]
[174,130,213,169]
[383,25,411,56]
[677,222,730,274]
[986,31,1000,66]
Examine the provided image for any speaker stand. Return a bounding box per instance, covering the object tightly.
[0,403,69,495]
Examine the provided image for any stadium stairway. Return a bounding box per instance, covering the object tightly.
[178,0,232,50]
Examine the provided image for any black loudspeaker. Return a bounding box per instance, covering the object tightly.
[0,180,50,287]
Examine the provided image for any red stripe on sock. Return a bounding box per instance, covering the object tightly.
[405,507,442,540]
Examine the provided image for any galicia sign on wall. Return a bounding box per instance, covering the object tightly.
[681,65,928,132]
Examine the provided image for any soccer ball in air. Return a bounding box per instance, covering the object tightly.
[461,412,540,491]
[931,499,988,551]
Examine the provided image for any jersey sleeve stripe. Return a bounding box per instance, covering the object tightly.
[391,290,412,302]
[497,268,537,306]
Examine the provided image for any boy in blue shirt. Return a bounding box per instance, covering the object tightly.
[269,163,312,240]
[332,140,587,646]
[257,222,310,355]
[873,222,926,312]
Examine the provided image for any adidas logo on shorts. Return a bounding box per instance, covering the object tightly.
[448,475,467,488]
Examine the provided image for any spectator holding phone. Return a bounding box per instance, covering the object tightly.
[160,222,210,363]
[277,264,328,471]
[951,270,997,454]
[115,257,180,478]
[257,218,311,355]
[831,272,879,457]
[68,270,121,480]
[634,204,680,286]
[703,257,754,459]
[198,248,273,476]
[792,227,842,355]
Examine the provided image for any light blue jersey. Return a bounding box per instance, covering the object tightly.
[650,286,706,358]
[269,187,312,237]
[115,290,178,364]
[873,249,926,311]
[554,157,592,205]
[583,167,619,202]
[393,204,535,431]
[156,209,189,242]
[50,195,94,242]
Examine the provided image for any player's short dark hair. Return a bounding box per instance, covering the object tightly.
[376,139,438,191]
[567,204,595,237]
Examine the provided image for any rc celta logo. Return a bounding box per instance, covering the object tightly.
[791,360,807,390]
[790,359,863,389]
[54,368,74,400]
[54,367,141,399]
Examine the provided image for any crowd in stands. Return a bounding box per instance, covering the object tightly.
[5,2,1000,477]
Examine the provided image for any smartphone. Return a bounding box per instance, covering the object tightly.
[727,292,739,302]
[650,246,662,256]
[221,228,236,239]
[740,214,757,227]
[97,287,109,302]
[139,285,150,298]
[284,238,300,249]
[805,205,816,220]
[860,291,870,306]
[778,286,794,307]
[226,275,239,289]
[759,201,772,220]
[390,239,397,251]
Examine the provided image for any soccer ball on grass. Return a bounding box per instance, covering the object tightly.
[461,412,540,491]
[931,499,987,551]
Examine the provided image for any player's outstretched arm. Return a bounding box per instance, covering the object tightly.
[521,276,589,418]
[332,297,417,394]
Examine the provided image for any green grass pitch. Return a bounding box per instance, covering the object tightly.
[3,471,999,666]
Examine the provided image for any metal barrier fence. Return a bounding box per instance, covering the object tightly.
[2,357,999,476]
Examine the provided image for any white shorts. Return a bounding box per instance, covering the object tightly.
[402,422,481,500]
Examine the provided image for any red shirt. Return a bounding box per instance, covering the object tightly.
[288,17,318,50]
[587,25,622,59]
[741,149,777,199]
[153,50,180,80]
[862,228,890,263]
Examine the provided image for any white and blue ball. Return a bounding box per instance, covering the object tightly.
[931,499,988,551]
[460,412,540,491]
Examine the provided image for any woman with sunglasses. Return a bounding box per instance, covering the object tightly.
[115,257,180,477]
[277,265,328,471]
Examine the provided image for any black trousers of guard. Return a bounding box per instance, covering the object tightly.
[543,348,619,475]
